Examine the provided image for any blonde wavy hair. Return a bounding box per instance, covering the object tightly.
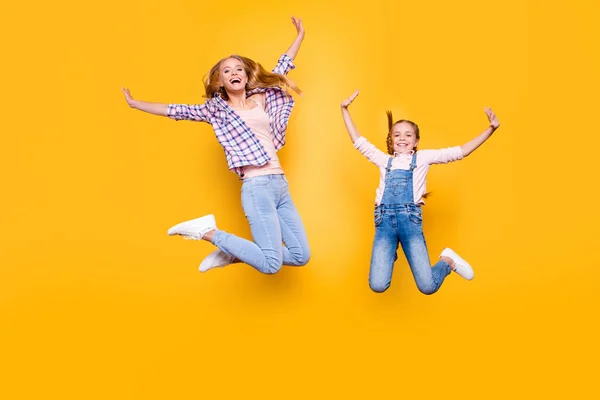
[203,55,301,99]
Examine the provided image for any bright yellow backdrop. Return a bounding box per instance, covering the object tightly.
[1,0,599,398]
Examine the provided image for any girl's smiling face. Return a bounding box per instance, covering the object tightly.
[219,57,248,94]
[391,121,419,154]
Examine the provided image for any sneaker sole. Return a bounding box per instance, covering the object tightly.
[168,214,216,236]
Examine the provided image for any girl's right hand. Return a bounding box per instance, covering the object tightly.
[341,90,360,109]
[122,87,137,108]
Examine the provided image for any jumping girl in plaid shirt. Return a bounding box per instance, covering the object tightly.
[123,17,310,274]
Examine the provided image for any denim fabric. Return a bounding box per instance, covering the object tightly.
[213,174,310,274]
[369,156,450,293]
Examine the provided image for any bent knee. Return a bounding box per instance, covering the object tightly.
[296,251,311,266]
[370,281,390,293]
[261,257,283,275]
[417,284,438,295]
[289,247,311,266]
[262,264,282,275]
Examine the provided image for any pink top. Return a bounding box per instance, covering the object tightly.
[354,136,464,205]
[236,99,284,179]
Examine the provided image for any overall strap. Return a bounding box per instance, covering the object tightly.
[409,152,417,171]
[385,156,394,175]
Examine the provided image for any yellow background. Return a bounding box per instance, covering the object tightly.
[1,0,599,398]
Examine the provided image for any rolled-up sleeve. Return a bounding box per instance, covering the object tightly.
[272,54,296,76]
[167,103,210,122]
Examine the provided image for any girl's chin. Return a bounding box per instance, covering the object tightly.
[225,87,246,95]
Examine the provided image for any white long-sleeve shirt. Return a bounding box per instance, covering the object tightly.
[354,136,464,205]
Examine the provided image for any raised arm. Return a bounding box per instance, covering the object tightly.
[284,16,305,61]
[340,90,362,143]
[460,107,500,157]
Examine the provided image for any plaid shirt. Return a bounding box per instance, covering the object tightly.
[167,54,296,178]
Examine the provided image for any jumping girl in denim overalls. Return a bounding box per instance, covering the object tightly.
[340,90,500,294]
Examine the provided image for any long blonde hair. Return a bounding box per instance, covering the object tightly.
[203,55,301,99]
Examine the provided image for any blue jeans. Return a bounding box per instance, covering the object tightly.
[212,174,310,274]
[369,204,451,294]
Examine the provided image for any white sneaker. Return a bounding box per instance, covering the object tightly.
[440,248,474,280]
[199,249,236,272]
[167,214,216,240]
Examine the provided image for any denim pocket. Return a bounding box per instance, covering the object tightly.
[408,208,423,225]
[248,175,273,187]
[386,177,408,196]
[374,207,383,227]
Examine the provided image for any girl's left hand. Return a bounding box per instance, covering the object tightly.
[485,107,500,130]
[291,16,304,38]
[341,90,360,109]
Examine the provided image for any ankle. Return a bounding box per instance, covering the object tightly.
[202,229,216,242]
[440,255,455,270]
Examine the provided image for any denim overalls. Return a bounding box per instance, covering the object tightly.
[369,155,451,293]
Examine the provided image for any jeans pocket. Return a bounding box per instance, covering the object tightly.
[374,208,383,227]
[409,208,422,225]
[248,175,273,187]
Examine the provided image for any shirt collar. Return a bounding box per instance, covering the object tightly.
[393,150,415,157]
